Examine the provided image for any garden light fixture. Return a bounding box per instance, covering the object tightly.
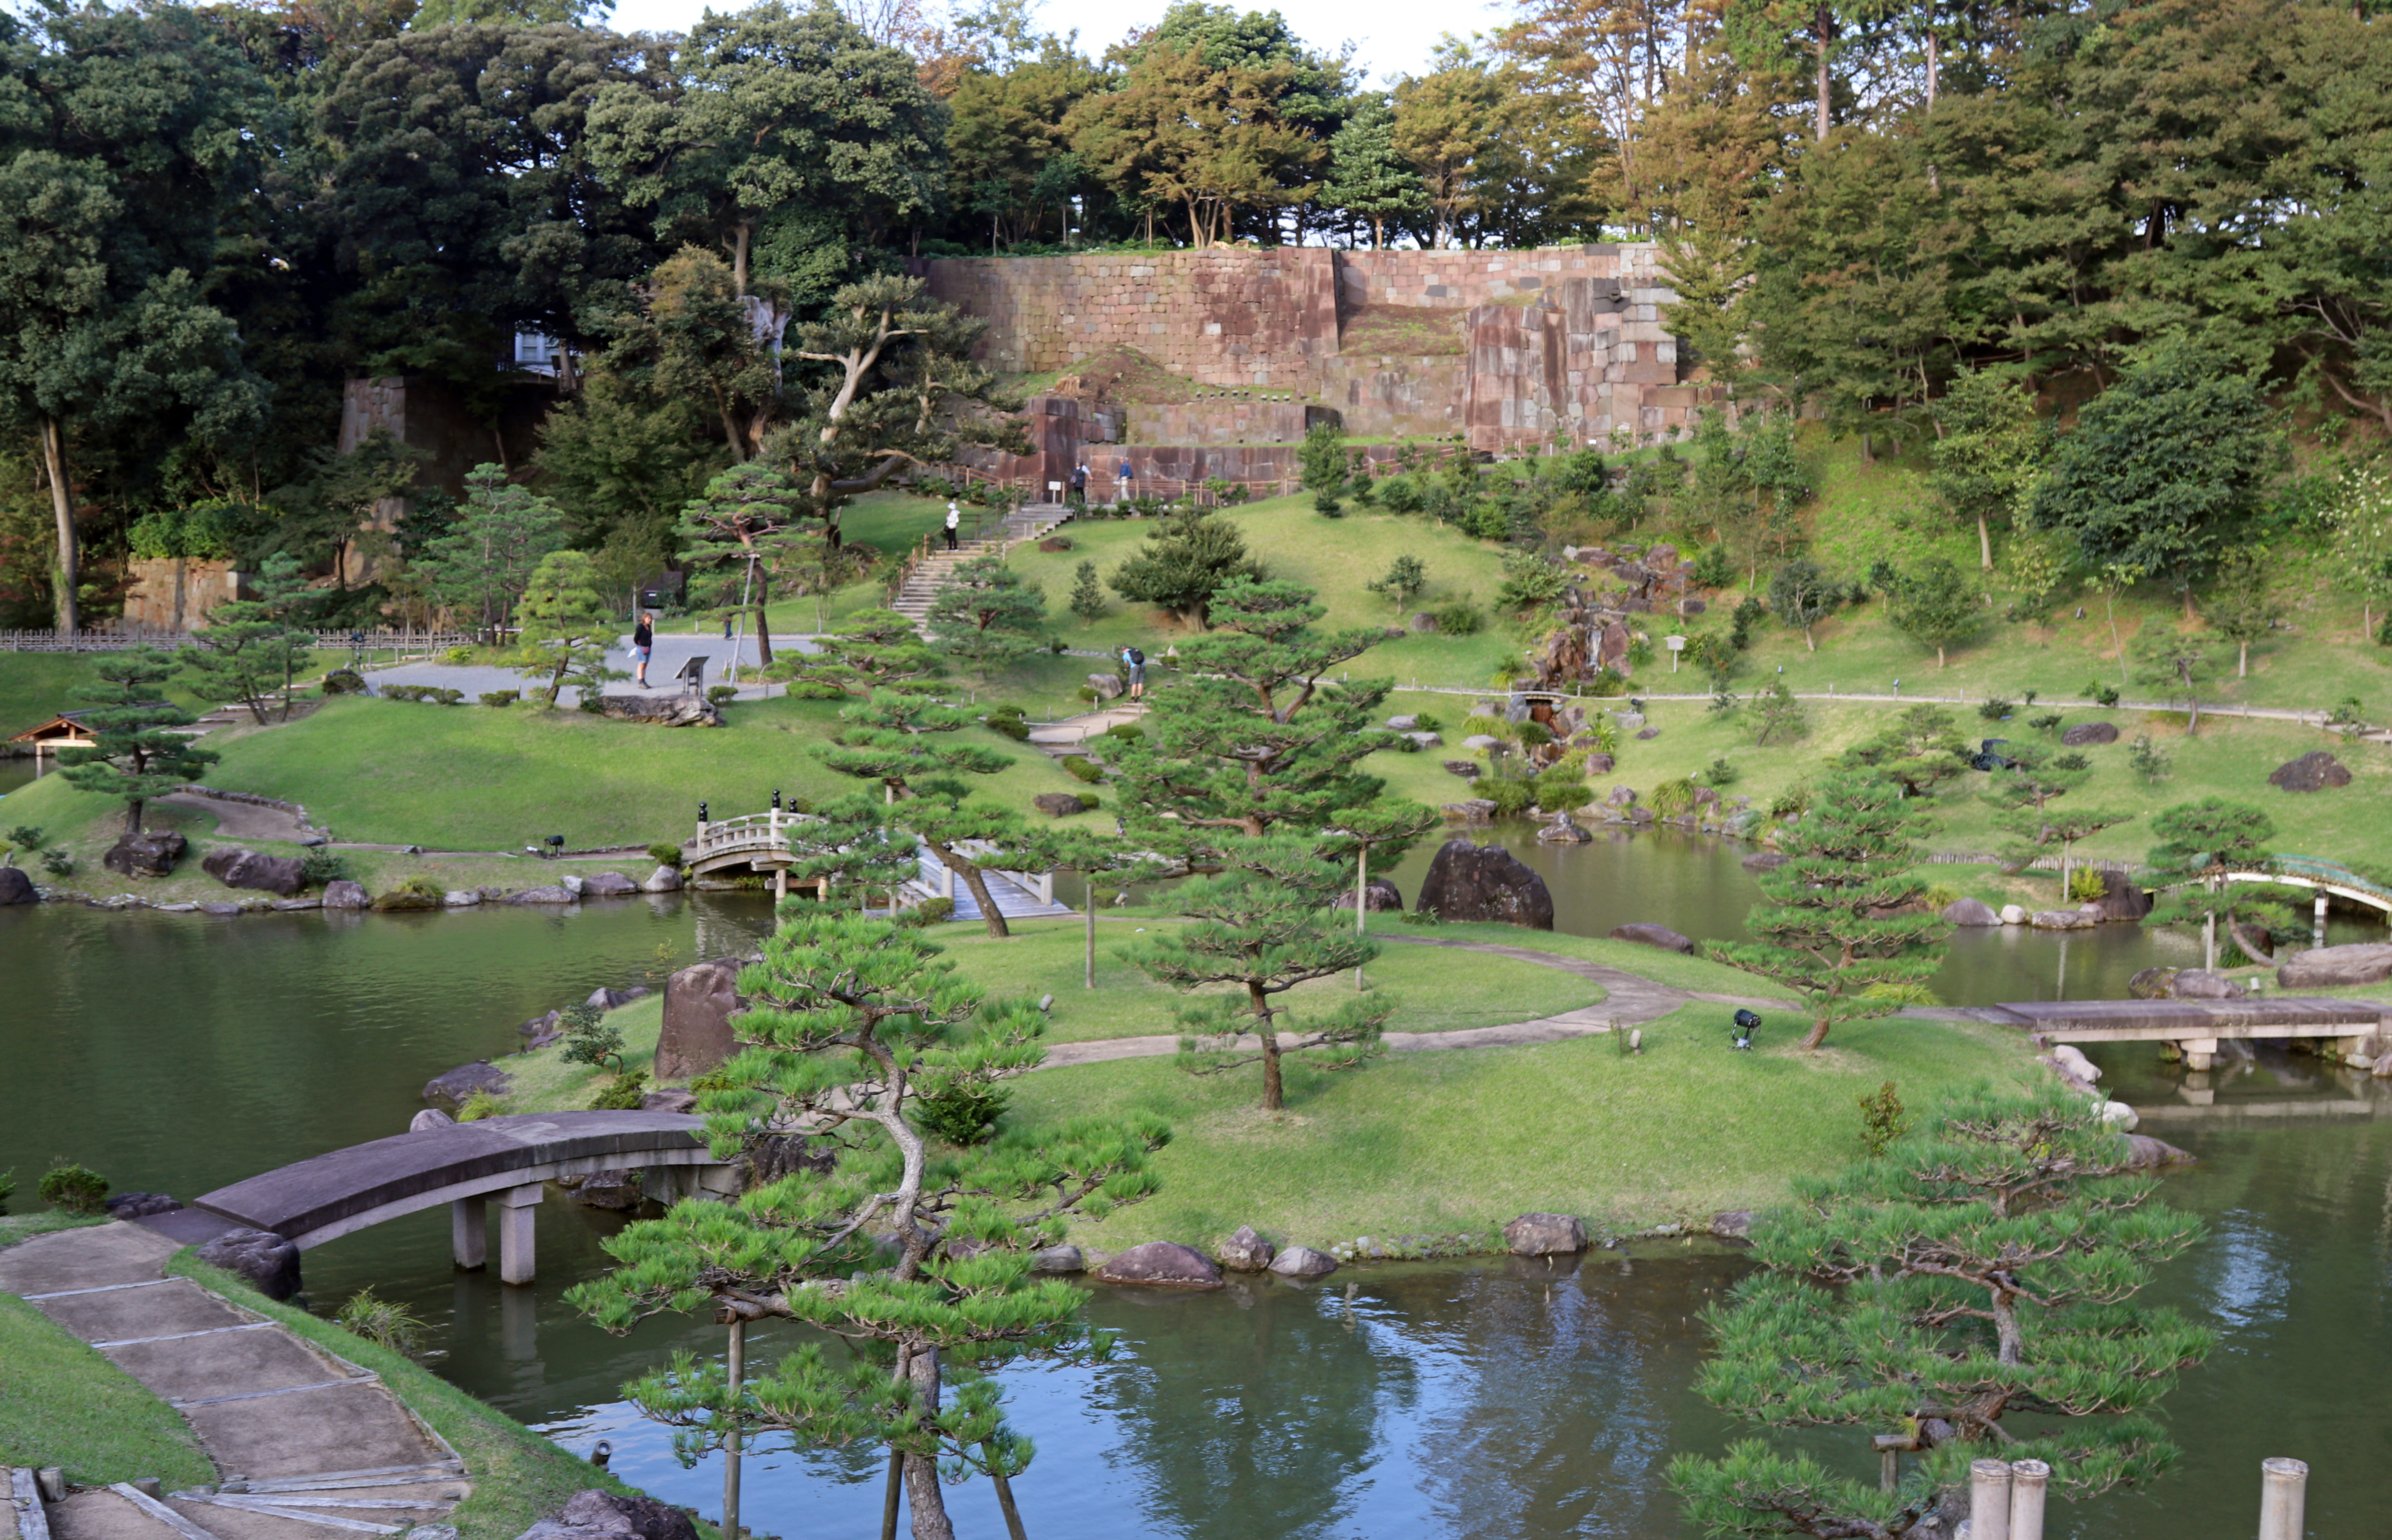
[1732,1010,1761,1050]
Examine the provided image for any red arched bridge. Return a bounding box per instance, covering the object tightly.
[181,1111,731,1285]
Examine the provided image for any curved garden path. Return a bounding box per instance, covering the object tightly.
[1039,933,1784,1068]
[0,1223,467,1540]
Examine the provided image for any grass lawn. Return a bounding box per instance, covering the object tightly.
[1021,1005,2043,1253]
[0,1286,214,1489]
[168,1255,650,1540]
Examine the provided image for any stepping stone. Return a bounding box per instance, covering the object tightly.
[183,1380,443,1483]
[105,1326,347,1404]
[0,1222,182,1295]
[33,1280,246,1344]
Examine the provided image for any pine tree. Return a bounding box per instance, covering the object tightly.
[1321,92,1426,248]
[1669,1088,2213,1540]
[2143,798,2276,970]
[1835,705,1970,798]
[1365,554,1426,610]
[1103,579,1395,846]
[1885,556,1981,668]
[2035,806,2138,906]
[1707,770,1949,1050]
[418,465,567,641]
[56,646,218,835]
[2132,638,2222,735]
[767,608,939,699]
[1123,835,1393,1112]
[1107,508,1265,629]
[176,552,313,725]
[676,462,815,667]
[1067,560,1107,627]
[925,553,1045,680]
[815,689,1052,938]
[1929,368,2043,572]
[565,910,1167,1540]
[1768,558,1842,651]
[1979,740,2097,885]
[515,550,627,707]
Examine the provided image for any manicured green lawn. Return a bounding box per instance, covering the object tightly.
[0,1286,214,1489]
[171,1256,654,1540]
[1018,1006,2042,1253]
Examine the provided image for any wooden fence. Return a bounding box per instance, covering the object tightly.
[0,628,473,655]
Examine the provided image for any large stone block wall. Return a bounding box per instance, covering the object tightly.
[923,243,1702,452]
[122,558,251,632]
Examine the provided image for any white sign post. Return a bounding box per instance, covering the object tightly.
[1664,634,1687,673]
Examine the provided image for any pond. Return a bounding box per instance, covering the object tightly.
[5,841,2387,1537]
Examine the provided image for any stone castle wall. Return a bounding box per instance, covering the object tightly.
[919,243,1709,454]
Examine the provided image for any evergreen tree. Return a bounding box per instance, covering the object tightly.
[2132,639,2223,736]
[1768,558,1842,651]
[419,466,567,641]
[1835,705,1971,799]
[1046,831,1175,990]
[1321,92,1426,248]
[1123,835,1393,1112]
[1669,1088,2213,1540]
[677,462,814,667]
[2034,806,2138,907]
[1103,579,1394,845]
[1929,368,2043,572]
[1981,740,2093,878]
[1749,679,1808,746]
[1707,770,1948,1050]
[515,550,627,707]
[767,608,940,699]
[56,647,218,835]
[566,910,1167,1540]
[177,553,313,726]
[925,553,1046,680]
[1107,508,1266,629]
[815,689,1052,939]
[2204,546,2282,678]
[1885,556,1981,668]
[2144,798,2276,970]
[1067,559,1107,627]
[1321,799,1442,971]
[1365,554,1427,611]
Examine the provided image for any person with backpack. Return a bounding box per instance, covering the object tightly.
[1070,463,1088,508]
[1120,642,1145,701]
[944,500,960,550]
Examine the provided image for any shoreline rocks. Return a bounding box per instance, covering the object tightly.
[202,847,307,896]
[1418,839,1555,929]
[2279,941,2392,988]
[1092,1241,1223,1288]
[197,1227,302,1301]
[1609,921,1692,953]
[1503,1212,1586,1256]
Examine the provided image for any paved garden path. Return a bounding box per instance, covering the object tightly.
[0,1224,467,1540]
[1039,933,1784,1068]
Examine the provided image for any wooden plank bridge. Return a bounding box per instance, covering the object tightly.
[1993,996,2387,1071]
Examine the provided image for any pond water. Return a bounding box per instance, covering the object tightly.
[6,839,2390,1537]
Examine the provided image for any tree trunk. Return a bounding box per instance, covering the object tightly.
[1814,3,1832,141]
[41,415,77,635]
[881,1449,904,1540]
[1977,510,1991,571]
[1804,623,1818,652]
[1937,644,1946,667]
[752,582,774,667]
[732,222,751,297]
[1801,1014,1830,1051]
[902,1350,954,1540]
[1925,28,1938,108]
[2239,639,2249,677]
[1254,981,1283,1110]
[928,839,1011,938]
[990,1472,1029,1540]
[125,796,146,835]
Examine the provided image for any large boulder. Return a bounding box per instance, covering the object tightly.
[1091,1241,1223,1288]
[557,1170,642,1210]
[1406,731,1445,749]
[596,693,721,727]
[424,1059,512,1108]
[580,870,637,898]
[444,890,482,908]
[510,884,577,905]
[2030,909,2099,930]
[1087,672,1124,700]
[2169,969,2245,1000]
[197,1227,301,1301]
[2060,721,2120,747]
[585,986,650,1010]
[0,866,33,905]
[2279,942,2392,989]
[655,958,747,1082]
[1943,897,2000,926]
[1218,1225,1276,1272]
[1609,921,1693,953]
[409,1108,456,1133]
[2085,870,2152,921]
[1537,814,1593,844]
[102,829,186,878]
[371,888,440,911]
[1268,1246,1339,1279]
[2270,751,2353,793]
[1503,1212,1586,1256]
[2127,966,2177,1000]
[1440,799,1497,825]
[2120,1134,2196,1169]
[1418,840,1554,929]
[321,879,369,909]
[1330,877,1404,912]
[1741,851,1788,873]
[201,847,306,896]
[640,864,683,893]
[519,1010,562,1047]
[513,1490,701,1540]
[1441,760,1481,779]
[1032,792,1089,817]
[1031,1244,1084,1275]
[1461,733,1505,752]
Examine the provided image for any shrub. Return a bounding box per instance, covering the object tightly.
[456,1090,513,1122]
[1062,756,1104,784]
[299,849,352,888]
[2327,696,2365,728]
[1482,777,1536,817]
[1648,777,1700,816]
[647,841,685,868]
[1690,545,1733,589]
[443,646,475,665]
[1700,755,1740,787]
[903,896,957,926]
[336,1289,426,1353]
[39,1163,108,1214]
[1768,783,1811,819]
[382,684,466,705]
[707,685,738,707]
[1412,713,1442,733]
[1728,595,1767,650]
[2085,682,2121,707]
[2067,867,2108,903]
[479,690,519,708]
[1536,779,1595,813]
[912,1080,1011,1145]
[0,1168,13,1215]
[2052,752,2090,772]
[1977,698,2014,721]
[1377,474,1424,514]
[559,1002,624,1074]
[321,670,367,694]
[2127,733,2172,784]
[1431,599,1483,635]
[1857,1081,1910,1157]
[5,824,44,852]
[1075,686,1098,703]
[1312,488,1345,517]
[39,849,75,877]
[588,1069,650,1111]
[2027,712,2063,737]
[984,705,1031,741]
[1921,882,1963,908]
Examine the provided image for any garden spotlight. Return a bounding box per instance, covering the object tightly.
[698,801,710,824]
[1731,1010,1761,1050]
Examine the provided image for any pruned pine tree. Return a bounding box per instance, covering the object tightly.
[177,552,312,725]
[56,646,218,835]
[815,689,1050,938]
[2143,798,2277,971]
[1125,836,1393,1112]
[1106,508,1267,629]
[2034,807,2137,908]
[419,465,568,642]
[767,607,940,699]
[774,791,925,910]
[1104,579,1395,847]
[2204,546,2282,678]
[1320,799,1441,985]
[1046,831,1177,990]
[1668,1088,2212,1540]
[565,911,1168,1540]
[1768,558,1842,651]
[514,550,627,707]
[677,462,814,667]
[1706,770,1949,1050]
[1835,705,1971,798]
[1068,560,1107,627]
[925,553,1046,680]
[1979,740,2091,883]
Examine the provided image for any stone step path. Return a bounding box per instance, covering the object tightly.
[888,506,1070,631]
[1037,933,1785,1068]
[0,1226,466,1540]
[1024,702,1148,757]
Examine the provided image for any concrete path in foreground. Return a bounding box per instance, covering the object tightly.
[1039,933,1785,1068]
[0,1224,467,1540]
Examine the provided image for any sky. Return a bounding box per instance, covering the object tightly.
[602,0,1505,84]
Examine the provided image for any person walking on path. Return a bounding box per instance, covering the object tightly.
[944,499,961,550]
[1117,456,1135,506]
[632,610,655,688]
[1120,642,1146,701]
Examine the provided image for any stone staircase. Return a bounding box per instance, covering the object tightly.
[888,503,1071,634]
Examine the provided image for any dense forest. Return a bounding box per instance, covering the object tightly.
[2,0,2387,630]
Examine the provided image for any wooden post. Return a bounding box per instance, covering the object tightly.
[1968,1459,2011,1540]
[2257,1457,2307,1540]
[451,1198,486,1269]
[2006,1459,2048,1540]
[722,1317,744,1540]
[497,1184,541,1285]
[1354,843,1368,990]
